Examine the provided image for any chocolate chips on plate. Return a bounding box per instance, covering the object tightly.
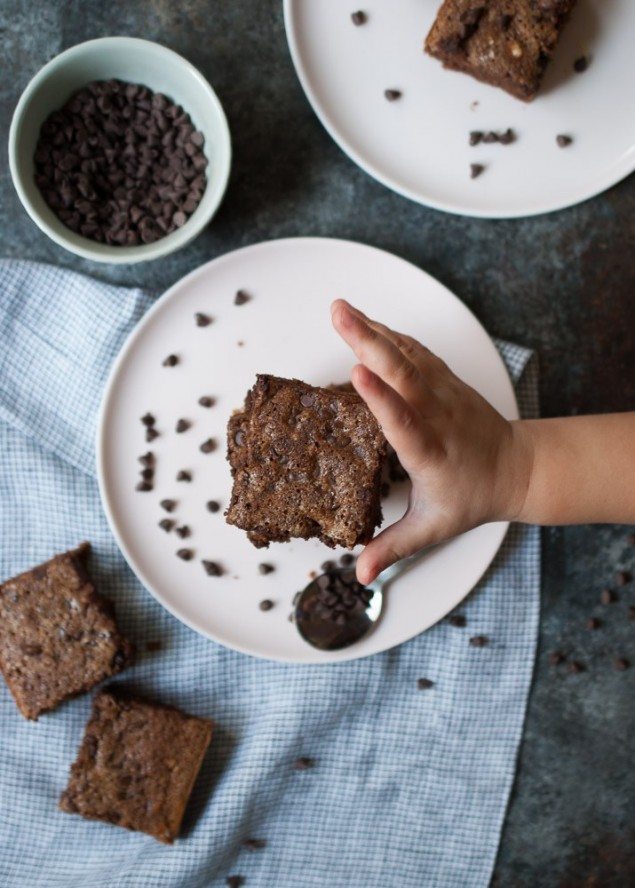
[33,79,208,247]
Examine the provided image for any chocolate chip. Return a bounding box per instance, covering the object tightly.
[500,13,512,29]
[470,163,484,179]
[159,518,175,532]
[176,548,193,561]
[340,553,355,566]
[556,134,573,148]
[293,756,315,770]
[175,418,190,433]
[206,500,221,513]
[586,617,601,630]
[600,588,616,605]
[200,438,217,454]
[482,131,498,144]
[141,413,155,426]
[140,468,154,481]
[259,599,274,611]
[226,877,245,888]
[417,678,434,690]
[498,128,515,145]
[549,650,565,666]
[175,525,190,538]
[160,499,177,512]
[177,470,192,482]
[469,635,489,647]
[21,643,43,656]
[300,393,315,408]
[145,427,159,442]
[615,570,632,586]
[234,289,250,305]
[138,451,154,466]
[567,660,585,674]
[384,89,402,101]
[162,354,179,367]
[469,130,483,146]
[321,560,336,572]
[243,838,267,851]
[203,560,223,576]
[258,563,275,575]
[448,614,466,628]
[198,396,215,408]
[613,657,630,671]
[351,10,367,25]
[573,55,588,73]
[135,481,152,492]
[195,312,211,327]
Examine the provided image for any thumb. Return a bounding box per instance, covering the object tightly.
[356,512,441,585]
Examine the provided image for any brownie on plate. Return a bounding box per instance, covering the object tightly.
[60,688,213,843]
[425,0,578,101]
[0,543,133,720]
[226,375,386,549]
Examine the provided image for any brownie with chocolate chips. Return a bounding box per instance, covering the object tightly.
[0,543,133,719]
[226,375,386,549]
[59,688,213,843]
[425,0,578,101]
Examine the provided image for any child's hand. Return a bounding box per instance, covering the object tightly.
[331,299,533,585]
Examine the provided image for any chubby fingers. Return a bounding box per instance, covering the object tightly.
[332,300,429,405]
[356,512,439,585]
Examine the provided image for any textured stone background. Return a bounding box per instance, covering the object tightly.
[1,2,634,885]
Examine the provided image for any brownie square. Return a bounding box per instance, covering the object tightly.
[425,0,578,101]
[226,375,386,549]
[0,543,133,720]
[60,688,213,844]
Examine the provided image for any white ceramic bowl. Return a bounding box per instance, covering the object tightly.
[8,37,231,264]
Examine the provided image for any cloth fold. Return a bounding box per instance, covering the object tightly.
[0,259,539,888]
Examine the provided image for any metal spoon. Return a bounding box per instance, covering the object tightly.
[294,550,429,651]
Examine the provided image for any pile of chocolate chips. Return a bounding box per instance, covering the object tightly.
[33,79,208,246]
[310,568,373,626]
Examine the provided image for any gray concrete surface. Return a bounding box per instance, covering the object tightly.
[1,2,634,885]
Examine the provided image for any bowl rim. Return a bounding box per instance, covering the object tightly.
[8,35,232,265]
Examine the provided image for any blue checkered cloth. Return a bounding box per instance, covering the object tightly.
[0,259,539,888]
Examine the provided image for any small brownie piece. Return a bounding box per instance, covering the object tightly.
[60,688,213,843]
[226,375,386,549]
[0,543,133,720]
[425,0,578,101]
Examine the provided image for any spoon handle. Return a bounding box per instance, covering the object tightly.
[372,546,436,591]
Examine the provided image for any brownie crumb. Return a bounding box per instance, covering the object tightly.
[195,313,211,327]
[293,756,315,771]
[448,614,466,628]
[613,657,630,672]
[259,599,274,612]
[258,563,275,575]
[243,837,267,851]
[176,419,191,434]
[202,560,223,577]
[549,650,565,666]
[234,290,250,306]
[556,134,573,148]
[417,678,434,690]
[176,549,193,561]
[351,10,367,26]
[573,55,589,73]
[470,163,484,179]
[384,89,402,101]
[162,354,179,367]
[159,519,175,533]
[200,438,217,454]
[206,500,221,513]
[177,470,192,483]
[469,635,489,647]
[160,499,177,513]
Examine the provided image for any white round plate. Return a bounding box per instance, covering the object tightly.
[97,238,517,663]
[284,0,635,218]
